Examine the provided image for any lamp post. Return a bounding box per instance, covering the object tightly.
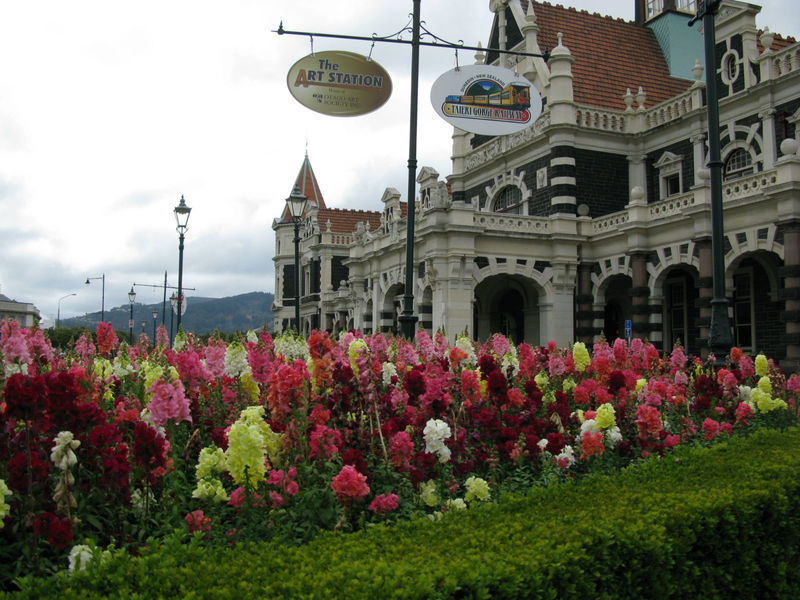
[174,195,192,332]
[169,292,177,343]
[57,293,76,328]
[85,274,106,322]
[690,0,732,365]
[285,185,308,333]
[152,308,158,343]
[128,287,136,344]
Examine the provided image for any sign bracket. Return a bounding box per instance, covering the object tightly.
[276,2,549,338]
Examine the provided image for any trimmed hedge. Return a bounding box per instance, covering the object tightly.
[6,427,800,599]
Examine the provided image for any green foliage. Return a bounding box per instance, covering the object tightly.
[6,427,800,599]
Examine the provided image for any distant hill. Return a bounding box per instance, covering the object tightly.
[60,292,274,335]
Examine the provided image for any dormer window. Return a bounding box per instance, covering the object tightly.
[653,151,684,199]
[493,185,523,214]
[646,0,697,20]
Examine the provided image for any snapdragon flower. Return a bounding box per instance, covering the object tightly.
[0,478,10,527]
[274,332,309,362]
[224,342,251,378]
[595,403,617,430]
[196,446,227,479]
[50,431,80,471]
[423,418,452,463]
[192,477,229,502]
[755,354,768,377]
[455,335,477,367]
[419,479,440,507]
[464,476,491,503]
[572,342,591,372]
[382,362,398,387]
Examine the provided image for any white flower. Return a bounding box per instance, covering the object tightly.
[604,426,623,448]
[274,333,309,362]
[50,431,80,470]
[381,362,398,387]
[423,419,452,463]
[537,438,549,451]
[246,330,259,344]
[580,418,599,436]
[224,342,251,378]
[68,544,94,572]
[556,445,576,468]
[455,336,477,367]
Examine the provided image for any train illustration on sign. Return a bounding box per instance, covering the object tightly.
[444,80,531,110]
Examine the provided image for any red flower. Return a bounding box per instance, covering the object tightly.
[95,322,118,357]
[33,512,73,548]
[3,373,47,420]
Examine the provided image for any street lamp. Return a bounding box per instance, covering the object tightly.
[85,274,106,322]
[169,292,177,342]
[285,184,307,333]
[174,195,191,332]
[690,1,732,365]
[128,287,136,344]
[57,293,76,328]
[152,308,158,343]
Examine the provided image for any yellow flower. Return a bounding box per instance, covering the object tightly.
[635,378,647,392]
[419,480,440,507]
[348,339,368,377]
[562,377,576,393]
[572,342,591,372]
[755,354,769,377]
[534,371,549,388]
[464,476,491,503]
[595,403,617,430]
[757,376,772,395]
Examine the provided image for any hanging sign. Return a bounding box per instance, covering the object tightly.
[287,50,392,117]
[430,64,541,135]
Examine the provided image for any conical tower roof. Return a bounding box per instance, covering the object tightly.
[281,152,326,221]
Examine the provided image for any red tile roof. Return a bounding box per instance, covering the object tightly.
[317,207,382,234]
[521,2,693,110]
[758,31,796,53]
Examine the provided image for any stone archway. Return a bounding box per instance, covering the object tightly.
[473,275,540,344]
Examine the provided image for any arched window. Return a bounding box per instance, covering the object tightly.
[724,148,753,180]
[493,185,523,214]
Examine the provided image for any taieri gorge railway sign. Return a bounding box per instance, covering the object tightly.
[287,50,393,117]
[430,64,542,135]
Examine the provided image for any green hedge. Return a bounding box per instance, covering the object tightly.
[6,427,800,599]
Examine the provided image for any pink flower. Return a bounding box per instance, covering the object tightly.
[389,431,415,469]
[665,434,681,448]
[269,491,284,508]
[735,402,753,425]
[702,418,720,441]
[330,464,370,505]
[369,493,399,515]
[148,379,192,428]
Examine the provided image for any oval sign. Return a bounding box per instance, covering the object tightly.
[430,64,541,135]
[287,50,392,117]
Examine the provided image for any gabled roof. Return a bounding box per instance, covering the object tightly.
[509,1,694,110]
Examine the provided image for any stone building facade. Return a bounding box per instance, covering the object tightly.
[273,0,800,370]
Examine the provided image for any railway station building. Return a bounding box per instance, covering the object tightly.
[273,0,800,370]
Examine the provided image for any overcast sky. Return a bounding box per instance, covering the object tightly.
[1,1,797,326]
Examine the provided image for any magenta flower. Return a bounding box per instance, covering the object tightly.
[369,493,399,515]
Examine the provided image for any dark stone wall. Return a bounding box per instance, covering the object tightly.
[574,148,629,217]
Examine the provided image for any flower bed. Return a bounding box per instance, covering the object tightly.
[0,319,797,590]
